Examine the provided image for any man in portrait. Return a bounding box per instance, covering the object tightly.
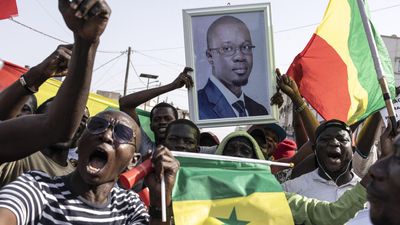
[197,15,269,120]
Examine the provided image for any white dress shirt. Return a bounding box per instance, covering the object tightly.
[210,76,247,116]
[282,169,371,225]
[282,169,360,201]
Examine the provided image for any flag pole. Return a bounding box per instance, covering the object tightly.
[357,0,397,130]
[172,151,294,168]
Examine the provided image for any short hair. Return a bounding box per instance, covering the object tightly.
[150,102,178,120]
[166,119,200,143]
[315,119,352,143]
[36,97,55,114]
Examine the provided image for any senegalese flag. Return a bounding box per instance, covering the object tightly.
[0,60,154,140]
[172,152,294,225]
[287,0,395,124]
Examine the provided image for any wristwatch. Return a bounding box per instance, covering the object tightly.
[19,74,38,93]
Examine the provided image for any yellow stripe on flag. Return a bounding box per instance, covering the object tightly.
[35,78,118,115]
[173,192,294,225]
[315,0,368,123]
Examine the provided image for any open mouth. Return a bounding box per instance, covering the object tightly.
[87,148,108,175]
[325,150,342,164]
[158,127,167,133]
[327,150,341,159]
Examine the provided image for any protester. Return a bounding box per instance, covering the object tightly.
[277,72,380,180]
[0,110,179,224]
[282,120,366,224]
[248,123,286,159]
[199,131,219,147]
[0,44,72,121]
[283,120,359,195]
[215,131,265,159]
[215,131,369,224]
[364,121,400,225]
[16,94,37,117]
[119,67,193,156]
[0,0,101,163]
[119,67,193,122]
[198,16,268,119]
[0,100,89,187]
[164,119,200,153]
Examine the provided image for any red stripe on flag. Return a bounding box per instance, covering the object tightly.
[287,34,351,122]
[0,61,28,90]
[0,0,18,20]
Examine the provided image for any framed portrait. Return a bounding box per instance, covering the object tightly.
[183,3,278,128]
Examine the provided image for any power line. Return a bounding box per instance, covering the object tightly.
[136,47,184,52]
[9,18,69,43]
[274,3,400,34]
[8,18,123,54]
[275,23,319,33]
[371,3,400,12]
[133,50,185,68]
[93,62,125,88]
[98,50,125,54]
[129,59,147,86]
[93,51,126,72]
[34,0,70,36]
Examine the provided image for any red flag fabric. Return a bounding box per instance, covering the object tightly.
[286,0,395,125]
[0,60,27,90]
[0,0,18,20]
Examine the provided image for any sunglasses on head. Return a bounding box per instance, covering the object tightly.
[86,116,135,145]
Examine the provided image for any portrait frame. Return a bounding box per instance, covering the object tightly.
[183,3,278,128]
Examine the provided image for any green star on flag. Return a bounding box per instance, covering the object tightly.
[216,207,249,225]
[172,152,294,225]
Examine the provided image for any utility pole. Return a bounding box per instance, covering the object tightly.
[123,46,131,96]
[156,82,162,104]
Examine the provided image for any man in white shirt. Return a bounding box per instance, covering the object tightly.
[282,119,371,224]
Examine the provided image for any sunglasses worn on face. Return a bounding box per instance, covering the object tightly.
[86,116,135,145]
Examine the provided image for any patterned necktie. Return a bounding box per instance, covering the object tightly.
[232,100,247,117]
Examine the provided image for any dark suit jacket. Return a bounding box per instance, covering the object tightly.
[197,79,268,120]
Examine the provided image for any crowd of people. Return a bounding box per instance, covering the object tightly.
[0,0,398,225]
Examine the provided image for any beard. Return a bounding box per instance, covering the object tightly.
[232,78,249,86]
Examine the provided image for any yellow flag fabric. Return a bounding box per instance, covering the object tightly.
[172,153,294,225]
[35,78,118,115]
[173,192,293,225]
[35,78,154,140]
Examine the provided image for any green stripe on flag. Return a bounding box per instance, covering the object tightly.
[173,156,283,201]
[347,0,395,122]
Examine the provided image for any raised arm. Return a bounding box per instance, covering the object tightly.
[277,69,319,142]
[356,111,382,157]
[293,108,309,148]
[119,67,193,120]
[0,0,111,163]
[145,146,179,225]
[0,44,72,120]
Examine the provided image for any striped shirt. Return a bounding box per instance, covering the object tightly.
[0,171,149,225]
